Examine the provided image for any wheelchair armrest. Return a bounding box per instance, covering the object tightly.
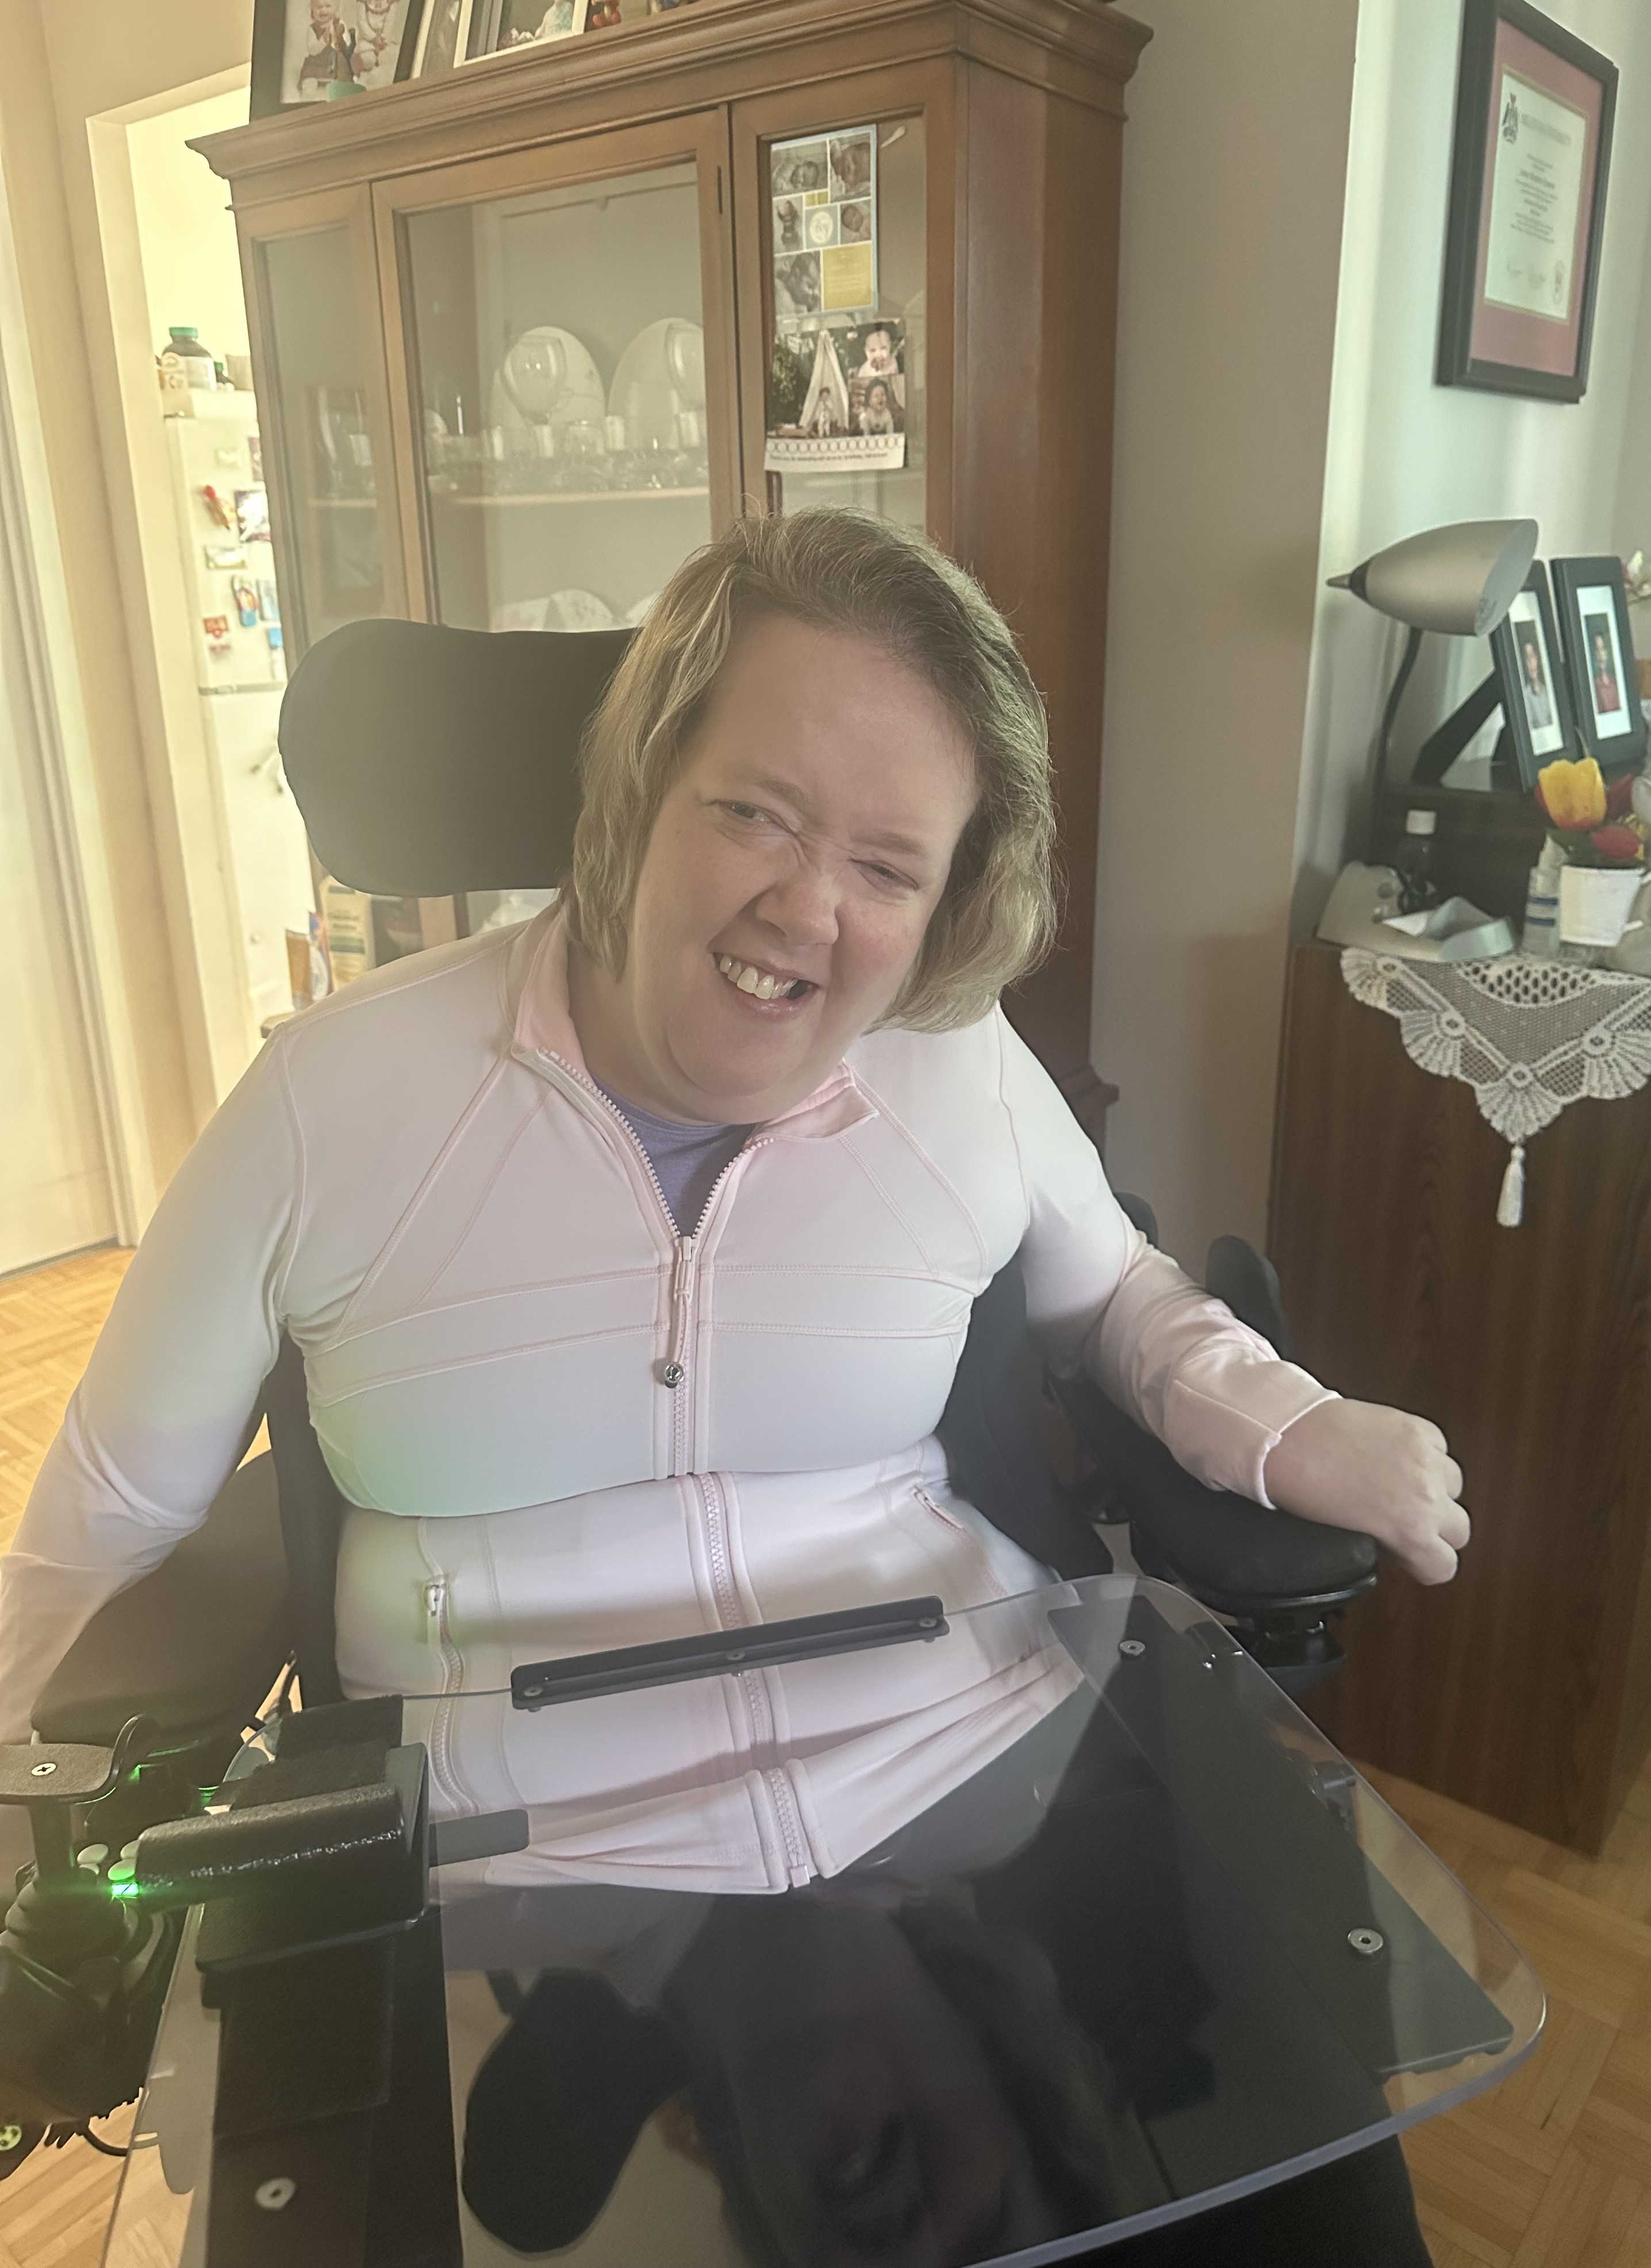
[32,1455,294,1750]
[1051,1374,1376,1616]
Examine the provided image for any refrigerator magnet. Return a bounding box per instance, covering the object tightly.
[256,576,281,624]
[231,576,259,628]
[200,485,235,531]
[204,543,245,569]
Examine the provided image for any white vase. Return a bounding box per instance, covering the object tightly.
[1558,863,1645,947]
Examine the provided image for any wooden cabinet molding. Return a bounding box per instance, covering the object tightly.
[196,0,1147,212]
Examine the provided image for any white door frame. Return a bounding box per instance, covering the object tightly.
[87,72,266,1104]
[0,140,149,1242]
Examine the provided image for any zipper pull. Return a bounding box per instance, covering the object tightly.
[660,1234,692,1388]
[424,1577,447,1624]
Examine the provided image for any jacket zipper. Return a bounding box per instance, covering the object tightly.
[690,1473,809,1880]
[692,1473,774,1751]
[765,1767,812,1886]
[658,1146,757,1473]
[532,1048,762,1477]
[527,1048,814,1880]
[420,1566,472,1812]
[424,1575,462,1689]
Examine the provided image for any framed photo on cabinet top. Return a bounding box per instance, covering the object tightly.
[411,0,475,72]
[1550,555,1646,771]
[1488,563,1574,788]
[251,0,422,114]
[1437,0,1617,402]
[473,0,589,52]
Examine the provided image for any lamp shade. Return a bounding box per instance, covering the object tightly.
[1327,518,1537,636]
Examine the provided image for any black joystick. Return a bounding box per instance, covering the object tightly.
[0,1718,179,2160]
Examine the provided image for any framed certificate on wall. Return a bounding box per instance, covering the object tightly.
[1437,0,1617,403]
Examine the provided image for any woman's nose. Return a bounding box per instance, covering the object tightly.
[752,858,840,946]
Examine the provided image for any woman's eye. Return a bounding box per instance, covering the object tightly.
[723,801,778,827]
[860,861,916,893]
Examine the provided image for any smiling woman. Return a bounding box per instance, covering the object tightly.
[0,506,1464,2259]
[0,505,1469,1752]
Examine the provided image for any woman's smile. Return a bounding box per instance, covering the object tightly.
[713,950,817,1006]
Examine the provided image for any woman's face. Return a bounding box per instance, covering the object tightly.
[574,614,977,1125]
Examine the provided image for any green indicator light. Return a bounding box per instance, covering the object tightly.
[107,1879,142,1901]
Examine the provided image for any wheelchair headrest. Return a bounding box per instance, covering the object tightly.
[277,619,633,895]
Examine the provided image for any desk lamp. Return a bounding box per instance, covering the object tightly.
[1328,518,1537,851]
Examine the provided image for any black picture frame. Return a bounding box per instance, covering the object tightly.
[1438,0,1617,403]
[1488,563,1575,790]
[1550,555,1646,774]
[251,0,424,119]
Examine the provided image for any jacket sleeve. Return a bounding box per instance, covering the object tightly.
[0,1036,302,1742]
[999,1013,1335,1504]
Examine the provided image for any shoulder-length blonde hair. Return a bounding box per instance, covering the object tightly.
[566,509,1058,1032]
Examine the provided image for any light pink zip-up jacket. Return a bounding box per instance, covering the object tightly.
[0,909,1335,1874]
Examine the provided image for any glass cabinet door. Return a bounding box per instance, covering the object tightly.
[247,198,404,657]
[733,72,950,541]
[379,117,736,635]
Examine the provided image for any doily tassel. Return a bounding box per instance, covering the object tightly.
[1497,1141,1526,1228]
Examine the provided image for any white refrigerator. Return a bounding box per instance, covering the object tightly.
[164,393,315,1034]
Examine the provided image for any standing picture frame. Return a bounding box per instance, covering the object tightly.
[470,0,589,53]
[412,0,475,74]
[1550,556,1647,772]
[251,0,423,116]
[1437,0,1617,403]
[1488,562,1575,790]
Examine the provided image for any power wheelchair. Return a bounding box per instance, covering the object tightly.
[0,620,1383,2205]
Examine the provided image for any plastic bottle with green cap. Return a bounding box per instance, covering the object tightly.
[166,325,217,390]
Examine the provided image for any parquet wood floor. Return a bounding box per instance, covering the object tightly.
[0,1247,130,1556]
[0,1248,1647,2263]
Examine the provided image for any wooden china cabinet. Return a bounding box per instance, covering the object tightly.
[197,0,1149,1136]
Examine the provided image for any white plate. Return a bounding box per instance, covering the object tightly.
[607,319,705,450]
[490,326,606,432]
[543,589,619,631]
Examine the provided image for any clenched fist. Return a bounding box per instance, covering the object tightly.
[1261,1400,1470,1586]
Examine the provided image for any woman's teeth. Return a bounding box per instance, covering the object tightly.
[717,955,807,1002]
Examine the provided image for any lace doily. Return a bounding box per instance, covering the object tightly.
[1340,950,1651,1223]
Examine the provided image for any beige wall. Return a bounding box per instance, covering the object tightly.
[0,1,254,1213]
[129,89,251,371]
[1093,0,1359,1267]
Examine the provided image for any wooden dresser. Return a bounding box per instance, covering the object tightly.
[1270,940,1651,1854]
